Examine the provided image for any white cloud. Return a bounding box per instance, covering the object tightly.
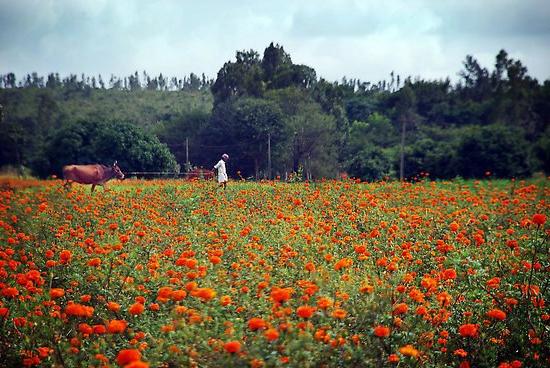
[0,0,548,83]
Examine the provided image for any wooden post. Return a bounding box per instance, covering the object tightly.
[185,137,189,170]
[267,132,271,179]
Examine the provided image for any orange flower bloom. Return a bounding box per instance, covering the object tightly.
[393,303,408,315]
[296,305,315,319]
[191,288,217,302]
[224,340,242,353]
[65,303,94,318]
[264,328,279,341]
[93,325,106,334]
[49,288,65,299]
[317,297,333,309]
[59,250,72,264]
[399,344,419,358]
[171,289,187,301]
[220,295,232,306]
[107,319,128,334]
[449,222,459,232]
[129,303,145,316]
[533,213,546,225]
[87,258,101,267]
[270,287,293,304]
[157,286,173,300]
[1,287,19,298]
[373,326,390,338]
[332,308,347,319]
[388,354,399,363]
[107,302,121,312]
[78,323,93,335]
[458,324,479,338]
[442,269,457,280]
[486,277,501,289]
[116,349,141,366]
[486,308,507,321]
[248,317,267,331]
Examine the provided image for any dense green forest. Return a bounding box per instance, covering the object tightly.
[1,43,548,179]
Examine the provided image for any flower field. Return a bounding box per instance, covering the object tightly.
[0,178,548,367]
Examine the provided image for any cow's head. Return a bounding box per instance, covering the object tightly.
[112,161,125,180]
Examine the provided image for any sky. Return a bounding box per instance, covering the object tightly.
[1,0,549,84]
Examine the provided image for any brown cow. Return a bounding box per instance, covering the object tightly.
[63,161,124,192]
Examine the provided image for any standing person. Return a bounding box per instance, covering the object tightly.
[214,154,229,189]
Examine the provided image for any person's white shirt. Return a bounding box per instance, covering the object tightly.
[214,159,227,183]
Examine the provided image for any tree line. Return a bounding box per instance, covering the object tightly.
[1,43,548,180]
[0,71,213,92]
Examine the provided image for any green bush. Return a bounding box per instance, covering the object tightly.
[35,120,177,177]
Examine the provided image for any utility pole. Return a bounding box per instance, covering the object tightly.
[267,132,272,179]
[185,137,190,171]
[399,119,406,181]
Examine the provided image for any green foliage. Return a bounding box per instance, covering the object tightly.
[455,124,532,178]
[347,146,393,181]
[1,46,549,180]
[39,120,177,177]
[205,98,286,178]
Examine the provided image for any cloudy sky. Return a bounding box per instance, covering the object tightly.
[1,0,549,84]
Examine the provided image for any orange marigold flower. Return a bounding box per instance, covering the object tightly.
[171,289,187,302]
[450,222,459,232]
[65,303,94,318]
[0,307,9,318]
[270,287,293,304]
[486,308,507,321]
[248,317,267,331]
[93,325,106,334]
[264,328,279,341]
[332,308,347,319]
[442,269,457,280]
[393,303,408,315]
[107,319,128,334]
[129,303,145,316]
[49,288,65,299]
[116,349,141,366]
[296,305,315,319]
[399,344,419,358]
[224,340,242,353]
[334,258,352,271]
[157,286,173,300]
[533,214,546,225]
[220,295,232,306]
[191,287,217,302]
[388,354,399,363]
[59,250,72,264]
[78,323,93,335]
[317,297,333,309]
[1,287,19,298]
[458,324,479,338]
[374,325,390,338]
[107,302,121,312]
[87,258,101,267]
[486,277,501,289]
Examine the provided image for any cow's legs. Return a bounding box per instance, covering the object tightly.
[91,184,96,193]
[63,181,71,191]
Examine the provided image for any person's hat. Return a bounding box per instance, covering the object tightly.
[222,154,229,159]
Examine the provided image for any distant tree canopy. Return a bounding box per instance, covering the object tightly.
[1,45,549,180]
